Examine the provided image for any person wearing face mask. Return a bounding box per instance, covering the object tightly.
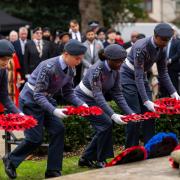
[0,39,21,114]
[120,23,180,148]
[2,39,88,179]
[75,44,134,169]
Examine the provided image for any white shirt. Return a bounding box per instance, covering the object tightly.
[166,39,172,59]
[89,42,94,59]
[19,39,27,55]
[71,31,82,42]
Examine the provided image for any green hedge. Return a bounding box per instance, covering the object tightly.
[42,101,180,152]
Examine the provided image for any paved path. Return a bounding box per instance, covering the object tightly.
[0,131,24,159]
[53,157,180,180]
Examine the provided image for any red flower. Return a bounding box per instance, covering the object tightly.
[0,114,37,131]
[64,106,103,117]
[154,98,180,115]
[122,112,160,123]
[106,146,147,167]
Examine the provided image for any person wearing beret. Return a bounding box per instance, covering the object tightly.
[3,39,88,179]
[120,23,180,148]
[0,39,21,114]
[75,44,134,168]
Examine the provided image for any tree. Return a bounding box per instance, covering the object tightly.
[79,0,103,33]
[0,0,147,34]
[101,0,147,28]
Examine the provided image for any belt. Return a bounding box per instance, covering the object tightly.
[27,82,35,91]
[125,58,135,71]
[79,81,93,98]
[27,82,53,97]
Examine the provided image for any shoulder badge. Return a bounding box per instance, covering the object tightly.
[92,65,103,86]
[46,63,53,68]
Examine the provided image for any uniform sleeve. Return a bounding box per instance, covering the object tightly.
[33,66,56,114]
[134,48,149,103]
[82,58,92,68]
[157,51,176,95]
[0,70,20,113]
[90,71,114,117]
[110,72,134,114]
[62,79,84,106]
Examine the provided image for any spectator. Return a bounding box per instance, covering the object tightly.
[81,28,103,78]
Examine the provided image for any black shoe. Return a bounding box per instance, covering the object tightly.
[95,161,107,168]
[2,154,17,179]
[45,170,61,179]
[78,157,95,168]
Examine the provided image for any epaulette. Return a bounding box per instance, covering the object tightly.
[46,63,53,68]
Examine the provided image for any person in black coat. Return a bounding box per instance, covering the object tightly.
[13,27,29,82]
[167,37,180,93]
[24,27,51,78]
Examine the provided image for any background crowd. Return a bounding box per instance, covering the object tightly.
[0,19,180,111]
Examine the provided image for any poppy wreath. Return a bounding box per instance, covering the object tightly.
[0,114,37,131]
[154,98,180,115]
[145,132,178,159]
[122,112,160,122]
[169,145,180,169]
[105,146,147,167]
[64,106,103,116]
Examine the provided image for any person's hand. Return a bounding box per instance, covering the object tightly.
[53,108,68,119]
[144,100,159,112]
[111,114,127,125]
[167,58,172,65]
[19,112,25,116]
[25,74,30,79]
[171,92,180,100]
[81,103,89,107]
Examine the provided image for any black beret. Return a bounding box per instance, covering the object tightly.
[0,39,15,57]
[64,39,87,55]
[154,23,173,38]
[33,27,42,34]
[88,20,99,27]
[43,27,51,33]
[104,44,127,60]
[59,32,71,39]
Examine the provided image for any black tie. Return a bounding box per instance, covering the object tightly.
[63,67,68,74]
[75,33,78,40]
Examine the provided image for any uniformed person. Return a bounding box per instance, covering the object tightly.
[75,44,134,168]
[0,39,21,114]
[120,23,180,148]
[3,39,87,179]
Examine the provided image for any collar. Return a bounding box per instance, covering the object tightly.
[105,60,112,72]
[87,40,95,44]
[19,39,27,43]
[59,55,68,70]
[151,36,158,49]
[34,39,42,44]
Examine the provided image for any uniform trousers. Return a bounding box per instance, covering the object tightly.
[122,83,155,148]
[77,98,114,161]
[9,95,65,171]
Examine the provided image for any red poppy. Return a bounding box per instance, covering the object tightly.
[0,114,37,131]
[64,106,103,117]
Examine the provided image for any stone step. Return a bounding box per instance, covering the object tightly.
[53,157,180,180]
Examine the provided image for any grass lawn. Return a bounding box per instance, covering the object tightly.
[0,156,90,180]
